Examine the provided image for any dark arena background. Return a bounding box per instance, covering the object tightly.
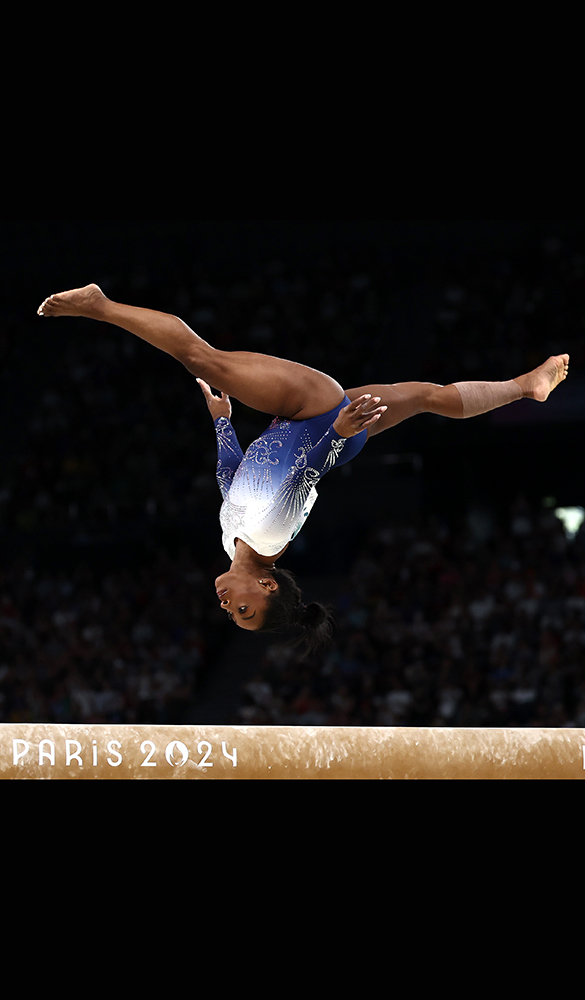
[2,220,585,778]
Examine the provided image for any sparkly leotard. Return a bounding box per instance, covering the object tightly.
[214,395,367,559]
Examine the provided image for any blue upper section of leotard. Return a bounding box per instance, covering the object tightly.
[214,395,367,558]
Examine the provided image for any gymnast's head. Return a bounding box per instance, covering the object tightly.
[215,565,334,654]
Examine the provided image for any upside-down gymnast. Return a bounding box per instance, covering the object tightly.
[37,284,570,653]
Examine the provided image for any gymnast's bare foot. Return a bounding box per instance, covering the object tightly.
[37,283,107,319]
[514,354,570,402]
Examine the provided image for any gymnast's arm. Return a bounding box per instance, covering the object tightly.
[196,379,244,498]
[281,393,389,498]
[214,416,244,498]
[302,394,387,474]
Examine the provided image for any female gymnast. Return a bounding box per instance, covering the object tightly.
[37,284,569,653]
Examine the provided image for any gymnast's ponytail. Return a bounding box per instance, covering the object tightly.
[258,567,334,656]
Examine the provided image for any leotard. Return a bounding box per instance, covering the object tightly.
[214,395,367,559]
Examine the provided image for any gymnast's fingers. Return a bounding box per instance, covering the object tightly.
[348,394,372,411]
[362,410,385,428]
[357,395,382,413]
[197,378,222,402]
[358,404,387,425]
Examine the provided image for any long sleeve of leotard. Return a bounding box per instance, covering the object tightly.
[291,423,347,480]
[214,416,244,500]
[251,423,348,538]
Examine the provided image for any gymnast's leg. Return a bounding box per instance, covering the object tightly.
[37,284,345,421]
[346,355,570,438]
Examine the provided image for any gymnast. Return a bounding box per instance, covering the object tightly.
[37,284,570,652]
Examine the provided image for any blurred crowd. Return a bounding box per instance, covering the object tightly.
[235,497,585,728]
[1,224,585,726]
[0,549,224,724]
[423,231,585,383]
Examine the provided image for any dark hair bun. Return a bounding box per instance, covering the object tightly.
[303,602,328,626]
[259,568,334,655]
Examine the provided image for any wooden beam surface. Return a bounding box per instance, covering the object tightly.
[2,724,584,779]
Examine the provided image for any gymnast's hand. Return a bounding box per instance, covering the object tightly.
[333,395,387,437]
[197,378,232,421]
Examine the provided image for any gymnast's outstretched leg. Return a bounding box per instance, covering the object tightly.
[37,283,346,421]
[38,285,569,435]
[347,355,570,437]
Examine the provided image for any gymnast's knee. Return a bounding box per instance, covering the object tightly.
[182,342,223,379]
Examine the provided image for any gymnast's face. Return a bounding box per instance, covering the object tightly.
[215,570,278,630]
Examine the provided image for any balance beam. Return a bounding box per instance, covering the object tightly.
[2,724,585,778]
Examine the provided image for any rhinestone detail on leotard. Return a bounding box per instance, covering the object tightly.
[214,414,348,559]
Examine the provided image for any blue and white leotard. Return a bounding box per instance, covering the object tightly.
[214,395,367,559]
